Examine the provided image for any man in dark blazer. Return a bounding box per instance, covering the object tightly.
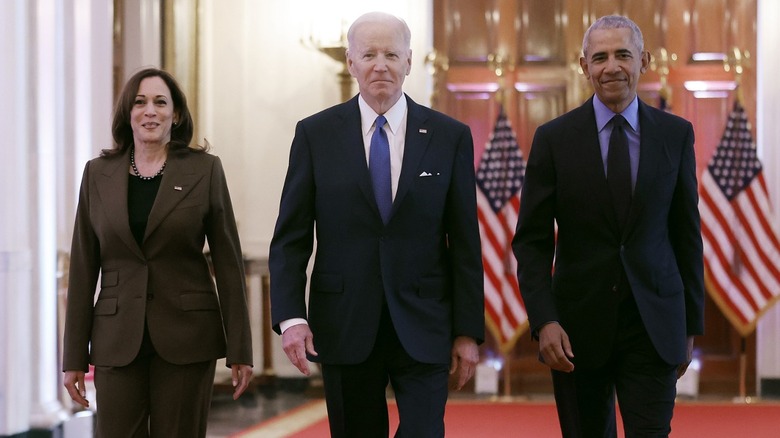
[269,11,484,438]
[512,15,704,437]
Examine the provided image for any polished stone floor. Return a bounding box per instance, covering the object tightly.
[206,379,314,437]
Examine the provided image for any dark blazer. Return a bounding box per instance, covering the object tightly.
[512,97,704,368]
[269,95,485,365]
[63,147,252,371]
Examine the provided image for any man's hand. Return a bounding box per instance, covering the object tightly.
[538,322,575,372]
[63,370,90,408]
[677,336,695,379]
[281,323,318,375]
[230,364,253,400]
[449,336,479,390]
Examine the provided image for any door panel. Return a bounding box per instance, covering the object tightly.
[445,85,500,162]
[444,0,497,63]
[516,0,567,64]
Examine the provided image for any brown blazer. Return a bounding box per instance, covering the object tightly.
[63,147,252,371]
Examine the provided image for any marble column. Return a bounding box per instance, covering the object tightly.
[1,0,112,435]
[756,0,780,398]
[28,0,71,431]
[0,1,39,435]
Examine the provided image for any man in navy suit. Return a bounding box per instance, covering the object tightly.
[513,15,704,437]
[269,11,484,438]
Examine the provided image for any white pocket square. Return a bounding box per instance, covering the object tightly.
[419,171,432,177]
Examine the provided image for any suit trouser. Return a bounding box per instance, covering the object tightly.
[320,306,450,438]
[551,294,678,438]
[93,334,217,438]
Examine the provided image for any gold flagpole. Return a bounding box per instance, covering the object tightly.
[733,337,755,404]
[738,337,746,401]
[503,352,511,398]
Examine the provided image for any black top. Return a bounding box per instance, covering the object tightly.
[128,173,162,245]
[128,172,162,356]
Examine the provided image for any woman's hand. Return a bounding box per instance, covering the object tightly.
[231,364,254,400]
[63,370,90,408]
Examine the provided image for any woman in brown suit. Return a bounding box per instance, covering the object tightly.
[62,68,253,437]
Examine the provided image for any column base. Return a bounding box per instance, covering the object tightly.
[0,411,95,438]
[760,377,780,399]
[0,425,62,438]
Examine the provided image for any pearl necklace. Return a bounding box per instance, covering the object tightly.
[130,147,167,181]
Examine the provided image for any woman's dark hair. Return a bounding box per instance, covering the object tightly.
[102,67,207,156]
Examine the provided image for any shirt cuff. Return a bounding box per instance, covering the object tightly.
[533,321,560,340]
[280,318,308,334]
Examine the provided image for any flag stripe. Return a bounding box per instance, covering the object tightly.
[699,189,756,322]
[741,182,780,285]
[478,193,523,339]
[701,162,760,319]
[476,108,528,352]
[699,101,780,336]
[730,204,774,302]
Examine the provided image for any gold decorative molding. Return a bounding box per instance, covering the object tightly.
[112,0,125,101]
[650,47,678,106]
[425,50,449,110]
[724,47,750,104]
[487,53,514,106]
[163,0,200,144]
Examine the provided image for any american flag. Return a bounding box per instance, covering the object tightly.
[476,107,528,353]
[699,101,780,336]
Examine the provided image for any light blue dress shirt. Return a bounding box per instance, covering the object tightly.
[593,96,640,192]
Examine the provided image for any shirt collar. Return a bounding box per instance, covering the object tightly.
[358,94,407,136]
[593,94,639,133]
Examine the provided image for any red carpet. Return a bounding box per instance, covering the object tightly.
[235,399,780,437]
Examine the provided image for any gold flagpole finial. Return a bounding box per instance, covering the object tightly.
[488,53,513,108]
[724,47,750,105]
[650,47,677,109]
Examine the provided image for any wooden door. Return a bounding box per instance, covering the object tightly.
[432,0,757,397]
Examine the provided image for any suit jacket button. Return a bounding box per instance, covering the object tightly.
[612,285,618,293]
[147,294,154,301]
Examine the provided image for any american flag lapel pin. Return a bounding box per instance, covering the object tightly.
[174,185,182,191]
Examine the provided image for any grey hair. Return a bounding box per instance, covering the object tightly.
[347,11,411,51]
[582,15,644,57]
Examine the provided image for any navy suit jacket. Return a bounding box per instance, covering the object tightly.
[512,97,704,368]
[270,94,485,365]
